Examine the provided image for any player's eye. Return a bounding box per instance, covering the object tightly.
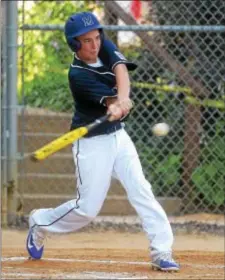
[83,39,91,43]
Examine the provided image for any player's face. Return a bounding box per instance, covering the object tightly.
[76,29,101,64]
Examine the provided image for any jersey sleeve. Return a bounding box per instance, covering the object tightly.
[99,39,138,72]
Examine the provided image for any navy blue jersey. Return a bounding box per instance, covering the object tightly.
[68,39,137,137]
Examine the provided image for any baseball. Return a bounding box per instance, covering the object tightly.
[152,122,170,136]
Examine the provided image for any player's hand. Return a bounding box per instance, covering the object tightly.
[117,97,133,116]
[107,103,123,122]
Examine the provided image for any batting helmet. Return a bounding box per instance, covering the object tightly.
[64,12,104,52]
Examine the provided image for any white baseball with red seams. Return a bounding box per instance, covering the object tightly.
[152,123,170,137]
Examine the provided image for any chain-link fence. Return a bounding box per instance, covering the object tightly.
[2,1,225,224]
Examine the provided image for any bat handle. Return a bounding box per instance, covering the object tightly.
[86,113,111,132]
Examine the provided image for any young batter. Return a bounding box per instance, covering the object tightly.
[26,12,179,271]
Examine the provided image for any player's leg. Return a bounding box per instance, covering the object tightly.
[113,129,179,271]
[27,134,116,259]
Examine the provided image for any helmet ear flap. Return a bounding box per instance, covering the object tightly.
[73,38,81,52]
[66,38,81,52]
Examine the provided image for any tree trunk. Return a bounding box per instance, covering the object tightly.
[181,104,201,212]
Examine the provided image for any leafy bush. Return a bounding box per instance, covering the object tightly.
[21,71,73,112]
[191,120,225,207]
[133,136,182,197]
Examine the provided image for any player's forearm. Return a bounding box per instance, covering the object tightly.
[113,64,130,100]
[107,64,133,121]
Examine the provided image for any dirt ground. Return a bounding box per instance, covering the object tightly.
[2,228,225,279]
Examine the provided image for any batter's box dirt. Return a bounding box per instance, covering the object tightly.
[2,249,225,279]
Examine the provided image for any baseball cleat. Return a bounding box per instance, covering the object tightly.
[26,210,46,260]
[152,253,180,271]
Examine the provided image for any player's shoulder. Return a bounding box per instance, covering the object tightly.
[99,39,137,71]
[69,57,87,75]
[68,62,86,86]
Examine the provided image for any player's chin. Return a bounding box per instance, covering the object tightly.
[90,51,99,57]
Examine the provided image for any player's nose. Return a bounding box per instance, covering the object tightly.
[92,39,99,50]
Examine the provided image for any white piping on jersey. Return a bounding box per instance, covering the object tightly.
[100,95,117,105]
[112,60,129,71]
[71,64,115,76]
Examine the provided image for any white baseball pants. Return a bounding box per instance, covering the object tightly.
[31,128,174,257]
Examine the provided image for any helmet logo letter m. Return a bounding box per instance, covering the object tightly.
[82,15,94,27]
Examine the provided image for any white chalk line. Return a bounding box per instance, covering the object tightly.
[2,272,148,280]
[2,268,148,280]
[2,256,225,269]
[3,272,223,279]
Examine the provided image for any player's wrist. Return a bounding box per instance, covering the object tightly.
[105,96,117,107]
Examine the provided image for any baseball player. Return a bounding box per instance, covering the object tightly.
[26,12,179,271]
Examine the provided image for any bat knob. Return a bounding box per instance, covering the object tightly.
[30,154,38,162]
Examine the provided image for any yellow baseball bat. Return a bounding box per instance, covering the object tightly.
[30,114,110,161]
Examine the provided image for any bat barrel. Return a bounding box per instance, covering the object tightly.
[30,114,110,162]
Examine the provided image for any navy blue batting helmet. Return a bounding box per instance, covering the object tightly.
[64,12,104,52]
